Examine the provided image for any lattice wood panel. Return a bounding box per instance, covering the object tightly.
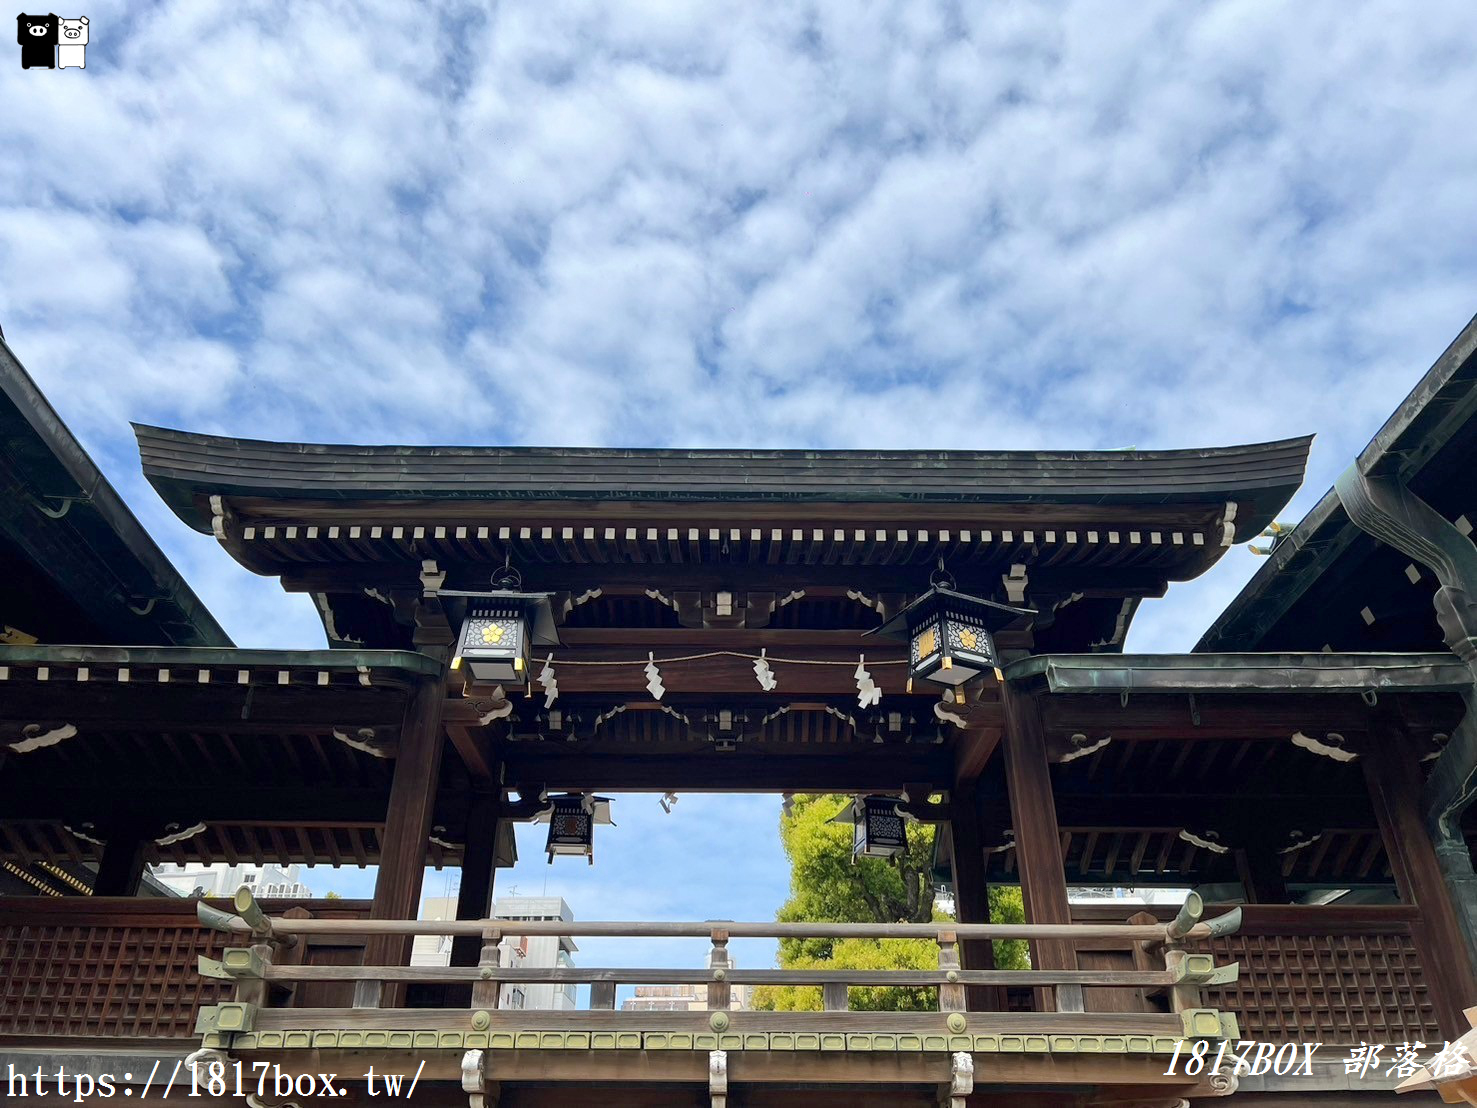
[0,900,373,1043]
[1198,928,1440,1045]
[0,921,231,1039]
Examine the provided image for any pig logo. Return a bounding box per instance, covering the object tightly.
[56,14,84,68]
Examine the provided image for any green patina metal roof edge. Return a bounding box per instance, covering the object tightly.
[1198,312,1477,651]
[0,339,231,647]
[1005,652,1469,693]
[0,643,442,676]
[132,423,1313,536]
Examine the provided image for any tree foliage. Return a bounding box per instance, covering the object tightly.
[752,794,1027,1011]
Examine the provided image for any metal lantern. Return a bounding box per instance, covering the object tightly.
[831,795,909,860]
[533,794,614,864]
[448,564,560,686]
[869,566,1033,688]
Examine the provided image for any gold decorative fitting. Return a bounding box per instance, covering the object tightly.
[958,627,978,650]
[481,624,505,644]
[916,627,937,656]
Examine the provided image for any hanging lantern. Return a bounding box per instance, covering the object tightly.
[532,793,615,864]
[447,563,560,686]
[868,563,1033,687]
[832,795,908,860]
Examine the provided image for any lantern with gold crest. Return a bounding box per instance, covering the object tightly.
[448,562,560,687]
[869,563,1033,687]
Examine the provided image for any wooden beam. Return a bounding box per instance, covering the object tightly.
[1362,724,1477,1039]
[1043,694,1461,743]
[508,646,916,697]
[0,683,410,730]
[357,677,446,1007]
[444,719,498,781]
[497,749,951,793]
[1002,681,1079,1013]
[281,561,1178,598]
[0,784,393,823]
[93,826,148,896]
[947,786,1003,1012]
[1235,839,1291,904]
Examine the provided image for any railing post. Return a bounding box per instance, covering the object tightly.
[470,927,502,1012]
[707,928,731,1011]
[937,929,965,1014]
[1164,894,1205,1017]
[230,888,280,1012]
[590,980,617,1010]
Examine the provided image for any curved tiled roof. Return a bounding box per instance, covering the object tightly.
[135,424,1311,541]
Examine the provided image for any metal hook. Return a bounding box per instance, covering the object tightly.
[1361,689,1378,707]
[930,557,957,591]
[491,552,523,590]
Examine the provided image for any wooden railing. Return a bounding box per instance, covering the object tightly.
[0,897,370,1048]
[188,889,1241,1050]
[9,895,1439,1055]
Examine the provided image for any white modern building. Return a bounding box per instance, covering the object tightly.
[494,896,577,1012]
[411,893,578,1011]
[150,862,312,899]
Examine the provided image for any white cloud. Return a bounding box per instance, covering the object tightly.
[2,0,1476,918]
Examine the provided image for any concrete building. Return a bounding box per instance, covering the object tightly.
[150,862,311,900]
[622,981,751,1012]
[493,896,578,1012]
[410,893,578,1011]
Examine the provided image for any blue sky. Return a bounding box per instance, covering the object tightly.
[5,1,1477,968]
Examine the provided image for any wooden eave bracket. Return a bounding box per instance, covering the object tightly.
[462,1048,495,1108]
[196,955,232,980]
[945,1050,974,1107]
[709,1049,728,1108]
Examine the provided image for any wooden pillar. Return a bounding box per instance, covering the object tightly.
[1235,840,1290,905]
[948,786,1002,1011]
[356,678,446,1007]
[451,788,504,968]
[1000,680,1080,1012]
[1363,725,1477,1038]
[94,827,148,896]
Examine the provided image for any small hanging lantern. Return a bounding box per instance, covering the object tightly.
[532,793,615,864]
[868,562,1033,687]
[448,562,560,686]
[832,795,908,860]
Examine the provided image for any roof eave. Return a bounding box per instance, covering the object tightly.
[0,340,231,646]
[1199,312,1477,651]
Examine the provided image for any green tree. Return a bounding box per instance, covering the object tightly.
[752,794,1026,1011]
